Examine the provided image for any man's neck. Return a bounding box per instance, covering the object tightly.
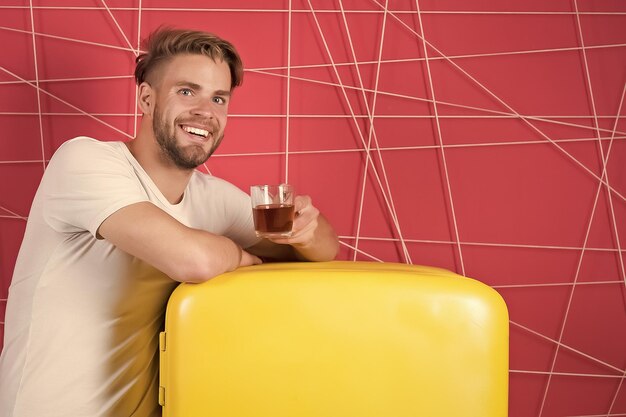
[126,132,194,205]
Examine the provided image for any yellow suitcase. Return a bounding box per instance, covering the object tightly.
[159,261,509,416]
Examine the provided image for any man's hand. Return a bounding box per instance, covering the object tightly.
[268,195,319,247]
[248,195,339,262]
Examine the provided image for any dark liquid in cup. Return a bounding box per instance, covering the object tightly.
[253,204,294,235]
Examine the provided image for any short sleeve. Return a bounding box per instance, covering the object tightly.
[186,173,260,249]
[41,137,149,238]
[219,182,261,249]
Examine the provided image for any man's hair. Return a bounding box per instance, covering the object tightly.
[134,27,243,90]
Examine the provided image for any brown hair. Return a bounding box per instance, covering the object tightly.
[134,27,243,90]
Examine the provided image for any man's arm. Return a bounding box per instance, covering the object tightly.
[247,195,340,262]
[98,202,261,283]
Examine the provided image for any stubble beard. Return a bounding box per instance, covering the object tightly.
[152,105,224,170]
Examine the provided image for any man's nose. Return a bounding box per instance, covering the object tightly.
[191,98,216,118]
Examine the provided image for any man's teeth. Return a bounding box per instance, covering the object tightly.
[182,125,209,138]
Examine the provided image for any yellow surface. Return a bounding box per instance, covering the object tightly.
[160,261,509,417]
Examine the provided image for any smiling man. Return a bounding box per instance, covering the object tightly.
[139,55,230,171]
[0,28,339,417]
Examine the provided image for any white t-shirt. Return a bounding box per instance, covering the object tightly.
[0,137,260,417]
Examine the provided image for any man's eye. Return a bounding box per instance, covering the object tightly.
[179,88,193,96]
[213,97,226,104]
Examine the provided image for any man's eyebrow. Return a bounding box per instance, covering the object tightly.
[174,81,202,90]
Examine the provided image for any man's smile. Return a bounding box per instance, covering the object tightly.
[180,124,210,139]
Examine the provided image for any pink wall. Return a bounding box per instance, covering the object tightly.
[1,1,625,415]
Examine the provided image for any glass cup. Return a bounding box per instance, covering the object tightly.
[250,184,295,238]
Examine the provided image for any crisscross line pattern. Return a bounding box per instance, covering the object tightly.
[0,2,625,416]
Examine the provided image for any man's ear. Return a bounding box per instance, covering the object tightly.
[138,82,154,116]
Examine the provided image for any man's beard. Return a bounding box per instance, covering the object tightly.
[152,106,223,170]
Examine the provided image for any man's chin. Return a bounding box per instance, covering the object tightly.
[184,154,211,169]
[167,133,222,168]
[164,147,208,170]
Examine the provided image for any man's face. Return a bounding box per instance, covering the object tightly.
[149,54,232,169]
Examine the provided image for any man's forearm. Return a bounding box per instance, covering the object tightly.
[290,214,339,261]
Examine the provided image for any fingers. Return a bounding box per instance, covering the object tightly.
[268,195,319,246]
[240,250,262,266]
[294,195,311,212]
[293,196,318,225]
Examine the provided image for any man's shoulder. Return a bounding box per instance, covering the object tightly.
[50,137,126,164]
[54,136,122,155]
[46,137,129,176]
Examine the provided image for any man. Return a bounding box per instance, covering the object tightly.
[0,28,339,417]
